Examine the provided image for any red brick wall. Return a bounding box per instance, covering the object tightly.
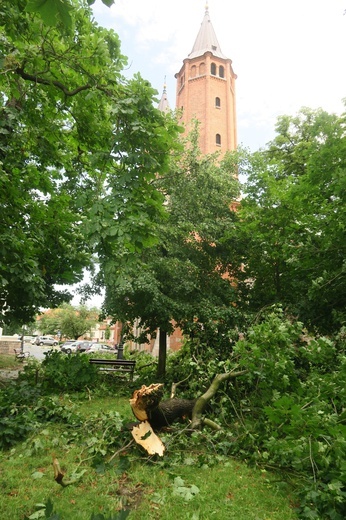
[176,52,237,156]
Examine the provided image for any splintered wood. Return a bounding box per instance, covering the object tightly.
[129,383,164,421]
[130,420,165,456]
[129,384,165,456]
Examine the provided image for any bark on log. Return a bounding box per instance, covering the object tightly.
[129,384,195,430]
[147,398,196,430]
[129,368,247,455]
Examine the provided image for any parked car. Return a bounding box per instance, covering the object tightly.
[59,341,75,353]
[75,341,94,353]
[85,343,117,355]
[35,336,58,346]
[60,341,89,354]
[60,341,92,354]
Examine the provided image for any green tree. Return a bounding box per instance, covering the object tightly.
[1,0,181,326]
[39,304,99,339]
[25,0,114,30]
[100,129,241,377]
[237,106,346,332]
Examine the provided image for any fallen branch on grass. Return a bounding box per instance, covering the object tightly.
[129,368,248,455]
[52,456,86,487]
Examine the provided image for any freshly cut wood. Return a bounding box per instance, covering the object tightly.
[129,383,195,429]
[130,420,165,456]
[129,369,247,455]
[129,383,164,422]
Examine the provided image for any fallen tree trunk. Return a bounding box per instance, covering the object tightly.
[129,368,247,456]
[129,383,196,430]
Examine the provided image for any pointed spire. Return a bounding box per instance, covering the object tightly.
[189,5,227,60]
[157,77,170,113]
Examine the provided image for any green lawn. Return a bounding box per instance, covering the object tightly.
[0,353,22,370]
[0,392,299,520]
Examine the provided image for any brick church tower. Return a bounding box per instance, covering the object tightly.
[175,4,237,156]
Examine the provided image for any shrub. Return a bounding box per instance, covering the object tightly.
[40,351,99,392]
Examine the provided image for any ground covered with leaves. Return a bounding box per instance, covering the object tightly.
[0,353,298,519]
[1,309,345,519]
[0,392,297,520]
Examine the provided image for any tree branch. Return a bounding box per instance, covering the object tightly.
[16,67,92,96]
[191,369,248,429]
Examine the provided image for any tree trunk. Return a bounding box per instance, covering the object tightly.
[157,327,167,379]
[129,368,248,455]
[130,383,195,430]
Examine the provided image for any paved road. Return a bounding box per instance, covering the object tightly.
[22,342,61,361]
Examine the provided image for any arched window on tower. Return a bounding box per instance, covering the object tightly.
[210,62,216,76]
[199,62,205,75]
[215,97,221,108]
[219,65,225,78]
[190,65,196,78]
[216,134,221,146]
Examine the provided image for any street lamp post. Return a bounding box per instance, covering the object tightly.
[117,331,124,360]
[20,325,26,353]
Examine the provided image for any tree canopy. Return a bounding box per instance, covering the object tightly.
[0,0,181,325]
[236,106,346,332]
[100,128,241,375]
[38,304,99,339]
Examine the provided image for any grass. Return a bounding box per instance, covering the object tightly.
[0,392,299,520]
[0,353,23,370]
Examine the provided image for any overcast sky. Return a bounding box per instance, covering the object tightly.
[92,0,346,151]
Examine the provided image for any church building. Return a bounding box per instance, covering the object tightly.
[159,4,237,156]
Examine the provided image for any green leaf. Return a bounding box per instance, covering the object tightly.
[25,0,73,29]
[172,477,200,501]
[31,471,45,479]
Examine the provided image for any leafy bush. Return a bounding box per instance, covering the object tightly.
[0,381,41,448]
[0,380,83,449]
[227,309,346,519]
[163,307,346,518]
[40,351,99,392]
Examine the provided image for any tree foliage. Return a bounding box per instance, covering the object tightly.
[236,106,346,332]
[38,304,99,339]
[100,128,242,375]
[0,0,181,326]
[162,308,346,519]
[25,0,114,30]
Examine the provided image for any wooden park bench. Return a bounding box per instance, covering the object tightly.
[89,358,136,381]
[14,349,30,361]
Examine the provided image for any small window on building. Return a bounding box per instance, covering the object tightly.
[216,134,221,145]
[215,97,221,108]
[180,74,185,87]
[199,62,205,75]
[211,62,216,76]
[219,65,224,78]
[190,65,196,78]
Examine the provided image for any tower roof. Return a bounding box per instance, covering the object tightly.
[188,5,227,60]
[157,79,170,113]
